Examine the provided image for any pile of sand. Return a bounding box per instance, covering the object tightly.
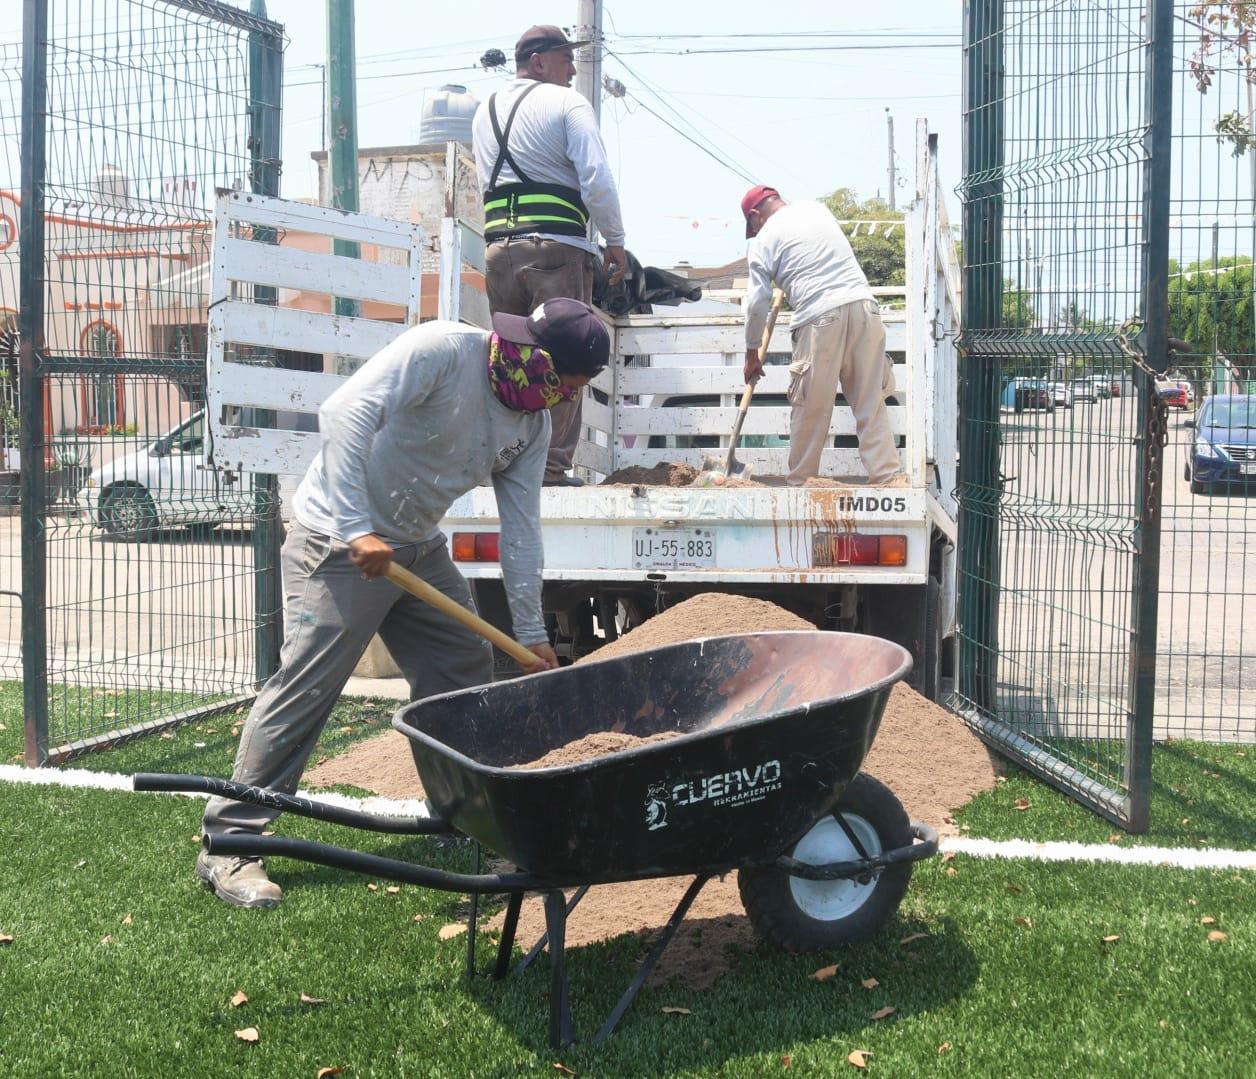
[305,592,1002,988]
[598,463,851,489]
[520,730,678,770]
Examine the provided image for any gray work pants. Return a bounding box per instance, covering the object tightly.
[485,236,597,481]
[202,521,492,835]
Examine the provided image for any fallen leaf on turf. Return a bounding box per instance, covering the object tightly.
[121,914,133,926]
[938,1042,952,1054]
[781,1054,792,1068]
[339,726,354,735]
[1101,935,1120,943]
[871,1006,896,1021]
[234,1027,259,1044]
[1013,798,1031,811]
[315,1069,343,1079]
[1207,931,1228,942]
[230,990,249,1008]
[300,993,326,1006]
[1108,834,1122,844]
[386,886,400,895]
[900,932,928,945]
[0,934,13,945]
[1015,917,1033,929]
[231,726,241,737]
[661,1007,692,1016]
[945,866,958,878]
[412,914,427,923]
[74,859,87,869]
[99,935,112,944]
[848,1049,871,1068]
[940,851,955,863]
[553,1064,577,1077]
[1187,898,1198,906]
[1158,1019,1170,1029]
[861,977,879,990]
[1200,916,1216,925]
[809,964,840,982]
[1006,884,1023,895]
[438,923,466,941]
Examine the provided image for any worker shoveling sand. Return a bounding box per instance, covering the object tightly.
[305,592,1002,988]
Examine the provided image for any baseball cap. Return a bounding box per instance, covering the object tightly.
[514,25,589,64]
[493,298,609,377]
[740,184,780,238]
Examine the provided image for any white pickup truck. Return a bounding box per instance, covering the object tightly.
[204,130,959,700]
[445,130,960,699]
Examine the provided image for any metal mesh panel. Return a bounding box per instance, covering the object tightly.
[956,0,1160,827]
[3,0,284,763]
[1158,3,1256,741]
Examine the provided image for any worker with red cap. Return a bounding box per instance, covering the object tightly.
[472,24,628,488]
[741,185,906,488]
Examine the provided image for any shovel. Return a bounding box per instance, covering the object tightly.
[383,561,547,672]
[691,288,785,487]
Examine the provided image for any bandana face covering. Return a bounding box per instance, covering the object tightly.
[487,333,576,412]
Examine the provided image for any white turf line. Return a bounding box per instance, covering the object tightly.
[3,764,1255,870]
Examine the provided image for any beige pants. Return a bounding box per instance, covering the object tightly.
[485,237,596,481]
[787,299,901,485]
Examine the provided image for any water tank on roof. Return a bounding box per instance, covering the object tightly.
[419,84,478,145]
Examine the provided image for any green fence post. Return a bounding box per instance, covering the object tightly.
[327,0,362,341]
[19,0,49,766]
[957,0,1004,714]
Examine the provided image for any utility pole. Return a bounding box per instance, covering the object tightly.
[327,0,361,338]
[574,0,603,124]
[886,108,897,211]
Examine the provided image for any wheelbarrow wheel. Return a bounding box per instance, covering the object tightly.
[739,773,913,952]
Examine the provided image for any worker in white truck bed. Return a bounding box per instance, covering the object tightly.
[196,299,609,909]
[741,185,907,489]
[472,23,627,488]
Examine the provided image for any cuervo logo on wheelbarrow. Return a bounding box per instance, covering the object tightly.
[646,758,783,830]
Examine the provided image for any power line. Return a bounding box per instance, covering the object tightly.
[284,63,478,89]
[620,92,757,185]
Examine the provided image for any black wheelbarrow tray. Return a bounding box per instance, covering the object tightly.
[135,631,937,1049]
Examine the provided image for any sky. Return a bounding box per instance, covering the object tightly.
[261,0,966,268]
[0,1,965,268]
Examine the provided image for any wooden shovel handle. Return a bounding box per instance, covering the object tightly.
[383,561,543,671]
[725,290,786,469]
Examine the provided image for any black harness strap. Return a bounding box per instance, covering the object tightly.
[488,82,542,189]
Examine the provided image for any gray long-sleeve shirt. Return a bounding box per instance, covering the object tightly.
[292,321,550,644]
[472,78,626,252]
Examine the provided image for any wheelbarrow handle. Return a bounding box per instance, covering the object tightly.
[383,561,544,672]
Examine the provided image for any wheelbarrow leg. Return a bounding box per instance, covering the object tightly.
[543,889,575,1049]
[517,884,591,975]
[465,842,481,980]
[590,874,712,1047]
[492,891,524,980]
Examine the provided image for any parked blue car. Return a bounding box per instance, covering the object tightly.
[1184,394,1256,494]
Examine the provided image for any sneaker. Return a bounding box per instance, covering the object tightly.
[880,473,911,489]
[196,850,283,908]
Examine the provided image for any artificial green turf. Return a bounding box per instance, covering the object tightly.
[1,780,1252,1077]
[0,680,401,780]
[956,740,1256,849]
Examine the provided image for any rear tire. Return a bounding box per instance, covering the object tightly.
[739,773,914,952]
[100,485,158,538]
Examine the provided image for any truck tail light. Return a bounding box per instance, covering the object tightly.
[813,532,907,567]
[452,531,500,562]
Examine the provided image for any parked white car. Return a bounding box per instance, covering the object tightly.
[1050,382,1073,408]
[77,411,291,535]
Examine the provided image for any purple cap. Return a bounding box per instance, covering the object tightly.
[493,298,610,377]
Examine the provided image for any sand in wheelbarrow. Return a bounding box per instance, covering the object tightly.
[307,593,1002,988]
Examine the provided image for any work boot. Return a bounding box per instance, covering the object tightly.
[880,473,911,489]
[196,851,283,908]
[543,474,585,487]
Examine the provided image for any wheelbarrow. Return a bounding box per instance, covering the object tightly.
[135,631,937,1049]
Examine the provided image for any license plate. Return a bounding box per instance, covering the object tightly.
[1240,463,1256,476]
[632,527,716,569]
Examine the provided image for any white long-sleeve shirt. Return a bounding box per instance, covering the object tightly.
[472,78,626,253]
[745,200,874,347]
[292,321,550,644]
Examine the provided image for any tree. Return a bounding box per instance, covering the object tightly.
[1169,255,1255,378]
[1001,283,1035,329]
[1187,3,1256,156]
[822,188,905,287]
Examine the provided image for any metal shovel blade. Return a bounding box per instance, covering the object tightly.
[691,452,753,487]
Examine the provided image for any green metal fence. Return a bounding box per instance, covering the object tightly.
[956,0,1255,832]
[4,0,285,764]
